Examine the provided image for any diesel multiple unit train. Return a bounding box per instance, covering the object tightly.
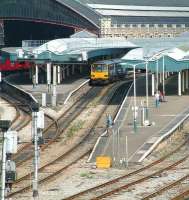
[90,60,129,85]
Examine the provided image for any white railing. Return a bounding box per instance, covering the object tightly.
[87,81,133,162]
[63,79,90,105]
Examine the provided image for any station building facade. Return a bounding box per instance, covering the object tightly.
[80,0,189,39]
[0,0,189,46]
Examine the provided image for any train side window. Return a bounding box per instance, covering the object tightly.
[103,65,108,72]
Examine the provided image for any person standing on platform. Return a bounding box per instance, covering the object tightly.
[155,91,160,108]
[106,114,113,136]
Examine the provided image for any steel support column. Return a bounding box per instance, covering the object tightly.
[35,64,38,85]
[57,66,61,84]
[72,65,75,75]
[182,71,185,93]
[186,70,188,89]
[156,60,159,91]
[66,65,70,77]
[152,73,155,96]
[178,71,182,96]
[52,65,57,107]
[47,63,51,91]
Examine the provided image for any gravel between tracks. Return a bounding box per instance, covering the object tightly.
[6,81,189,200]
[12,120,189,200]
[0,97,16,121]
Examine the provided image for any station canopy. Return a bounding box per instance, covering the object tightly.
[26,37,137,64]
[7,34,189,73]
[121,37,189,73]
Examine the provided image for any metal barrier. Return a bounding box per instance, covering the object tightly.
[87,81,133,162]
[64,79,90,105]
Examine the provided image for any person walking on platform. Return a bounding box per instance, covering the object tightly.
[155,91,160,108]
[106,114,113,136]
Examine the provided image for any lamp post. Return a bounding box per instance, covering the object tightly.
[124,61,146,132]
[156,59,159,91]
[133,64,137,132]
[145,61,149,121]
[162,55,165,98]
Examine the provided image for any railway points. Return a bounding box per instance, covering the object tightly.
[4,81,131,198]
[1,1,189,199]
[2,51,189,199]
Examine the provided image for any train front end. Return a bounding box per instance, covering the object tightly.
[90,63,109,85]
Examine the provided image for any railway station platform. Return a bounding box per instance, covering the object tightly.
[89,74,189,165]
[9,73,89,108]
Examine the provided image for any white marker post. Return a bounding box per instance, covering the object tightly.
[47,63,51,92]
[52,65,57,107]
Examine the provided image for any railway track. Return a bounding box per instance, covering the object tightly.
[0,92,57,165]
[0,94,31,132]
[12,85,102,168]
[7,80,132,198]
[142,174,189,200]
[171,189,189,200]
[63,138,189,200]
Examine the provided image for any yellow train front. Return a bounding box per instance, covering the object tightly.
[89,60,127,85]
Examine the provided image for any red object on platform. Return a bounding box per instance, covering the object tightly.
[0,58,31,71]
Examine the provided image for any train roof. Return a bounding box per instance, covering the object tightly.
[93,59,122,65]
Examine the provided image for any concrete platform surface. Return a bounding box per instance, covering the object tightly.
[89,74,189,164]
[18,77,89,106]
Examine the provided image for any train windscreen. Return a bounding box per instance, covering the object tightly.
[92,64,108,72]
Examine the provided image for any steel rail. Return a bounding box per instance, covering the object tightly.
[63,139,189,200]
[12,83,96,166]
[7,81,131,198]
[171,189,189,200]
[0,94,32,136]
[142,174,189,200]
[90,155,189,200]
